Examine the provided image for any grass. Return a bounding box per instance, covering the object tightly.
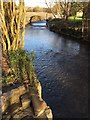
[68,16,82,21]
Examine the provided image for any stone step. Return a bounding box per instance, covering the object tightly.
[20,92,31,100]
[21,98,31,110]
[20,92,31,110]
[12,107,34,119]
[2,102,22,119]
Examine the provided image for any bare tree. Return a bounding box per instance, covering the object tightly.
[57,0,82,20]
[81,1,89,39]
[0,0,26,51]
[45,0,56,18]
[45,0,75,20]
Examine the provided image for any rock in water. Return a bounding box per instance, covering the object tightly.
[31,95,47,117]
[37,80,42,99]
[44,106,53,119]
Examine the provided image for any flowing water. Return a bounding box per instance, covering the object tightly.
[24,21,89,118]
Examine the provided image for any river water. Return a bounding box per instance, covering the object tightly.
[24,21,89,118]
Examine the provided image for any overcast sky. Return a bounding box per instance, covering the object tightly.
[15,0,90,7]
[24,0,46,7]
[15,0,55,7]
[16,0,52,7]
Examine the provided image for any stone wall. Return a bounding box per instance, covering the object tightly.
[1,81,53,119]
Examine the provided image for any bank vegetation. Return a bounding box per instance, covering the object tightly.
[46,0,90,42]
[0,0,38,89]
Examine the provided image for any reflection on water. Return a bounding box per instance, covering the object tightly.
[25,25,80,56]
[32,20,46,27]
[24,21,88,118]
[32,21,46,27]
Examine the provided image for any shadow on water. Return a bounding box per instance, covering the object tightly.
[24,21,89,118]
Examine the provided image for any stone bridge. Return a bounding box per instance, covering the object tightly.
[25,12,53,25]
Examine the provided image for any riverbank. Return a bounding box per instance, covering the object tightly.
[2,81,53,119]
[2,49,53,119]
[46,18,90,43]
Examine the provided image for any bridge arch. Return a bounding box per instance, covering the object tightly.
[29,15,42,24]
[25,12,53,25]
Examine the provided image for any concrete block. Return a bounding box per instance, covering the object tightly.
[32,95,47,117]
[18,86,27,95]
[22,98,31,110]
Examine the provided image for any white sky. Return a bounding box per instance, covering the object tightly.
[25,0,47,7]
[15,0,90,7]
[16,0,52,7]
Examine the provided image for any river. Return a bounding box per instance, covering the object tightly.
[24,21,89,118]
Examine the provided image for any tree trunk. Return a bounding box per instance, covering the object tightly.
[1,0,26,51]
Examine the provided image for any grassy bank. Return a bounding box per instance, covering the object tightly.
[47,18,89,42]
